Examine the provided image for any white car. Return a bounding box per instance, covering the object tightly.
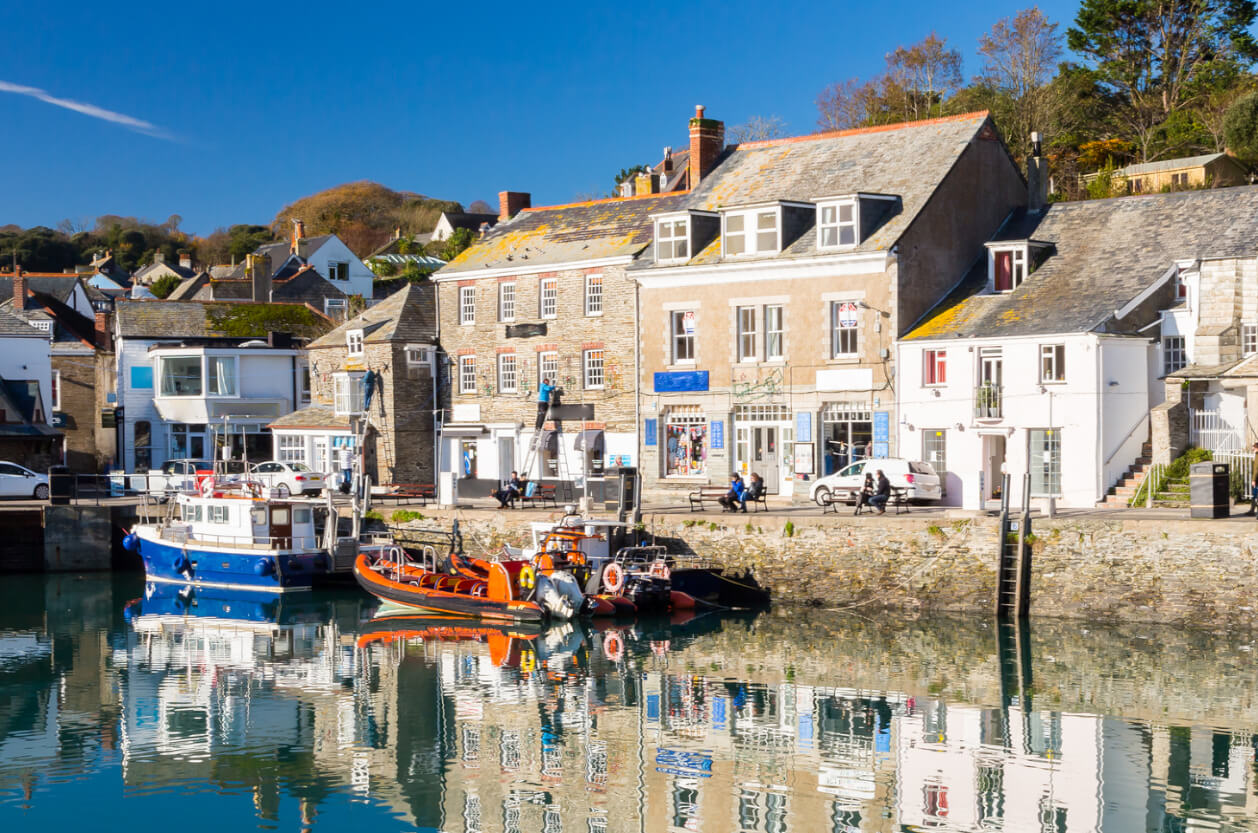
[249,461,327,497]
[809,458,942,505]
[0,462,50,500]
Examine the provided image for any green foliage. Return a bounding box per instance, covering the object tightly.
[391,509,425,523]
[0,226,81,272]
[613,165,648,191]
[1086,158,1126,199]
[273,181,463,257]
[205,304,333,339]
[148,274,182,299]
[1166,446,1213,481]
[1224,91,1258,161]
[926,523,944,537]
[435,227,475,262]
[363,510,384,522]
[784,521,795,538]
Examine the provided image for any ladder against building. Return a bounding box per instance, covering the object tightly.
[517,402,594,499]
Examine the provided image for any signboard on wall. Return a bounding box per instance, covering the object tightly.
[873,410,890,458]
[683,310,697,334]
[794,411,812,444]
[653,371,709,392]
[644,418,657,446]
[793,442,815,475]
[711,419,724,449]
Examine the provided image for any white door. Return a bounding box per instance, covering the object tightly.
[312,438,329,476]
[752,427,779,494]
[498,437,515,484]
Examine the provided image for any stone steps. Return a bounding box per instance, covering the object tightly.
[1105,442,1155,507]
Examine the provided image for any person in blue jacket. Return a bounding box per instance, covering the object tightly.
[536,377,555,430]
[718,473,745,512]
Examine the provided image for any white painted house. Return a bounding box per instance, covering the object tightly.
[247,222,375,304]
[896,188,1258,508]
[113,300,322,472]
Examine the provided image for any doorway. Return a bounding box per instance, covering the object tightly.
[982,434,1006,501]
[498,436,515,485]
[752,427,779,492]
[270,505,292,548]
[312,438,329,475]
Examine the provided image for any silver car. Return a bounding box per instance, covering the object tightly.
[249,461,328,497]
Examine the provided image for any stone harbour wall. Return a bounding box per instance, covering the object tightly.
[399,508,1258,627]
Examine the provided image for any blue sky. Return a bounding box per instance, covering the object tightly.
[0,0,1080,235]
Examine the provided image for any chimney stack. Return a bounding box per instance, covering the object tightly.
[498,191,531,221]
[291,219,306,253]
[247,252,272,303]
[179,252,192,270]
[12,269,26,312]
[154,251,165,264]
[688,105,725,188]
[94,310,112,352]
[1027,131,1049,212]
[634,169,658,196]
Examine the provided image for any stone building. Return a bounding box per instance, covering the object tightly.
[634,109,1027,497]
[434,189,686,498]
[270,282,438,487]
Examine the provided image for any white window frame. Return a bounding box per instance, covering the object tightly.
[278,434,306,464]
[923,349,947,386]
[459,285,476,325]
[498,281,516,322]
[764,305,784,361]
[346,329,364,356]
[990,246,1028,292]
[584,273,603,317]
[583,349,605,390]
[737,306,758,362]
[1244,323,1257,357]
[1039,344,1065,383]
[830,301,860,358]
[817,200,858,249]
[205,355,239,397]
[51,369,61,411]
[539,277,558,319]
[334,372,365,415]
[655,217,690,263]
[538,351,558,389]
[323,297,347,318]
[159,355,203,398]
[459,355,477,394]
[671,310,696,365]
[1029,428,1062,497]
[498,353,518,394]
[722,208,781,257]
[1163,336,1186,375]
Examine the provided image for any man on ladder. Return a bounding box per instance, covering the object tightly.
[536,377,557,429]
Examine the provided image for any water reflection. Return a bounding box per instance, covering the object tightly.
[1,575,1257,832]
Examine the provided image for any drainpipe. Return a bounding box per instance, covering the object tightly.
[1095,335,1103,506]
[634,273,642,502]
[433,279,442,485]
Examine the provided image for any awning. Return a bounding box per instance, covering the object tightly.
[540,430,559,453]
[573,429,605,454]
[442,424,488,438]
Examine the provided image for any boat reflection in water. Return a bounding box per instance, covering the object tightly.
[7,574,1258,832]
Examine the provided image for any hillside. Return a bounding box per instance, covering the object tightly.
[271,181,464,256]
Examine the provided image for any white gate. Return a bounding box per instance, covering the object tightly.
[1190,409,1245,453]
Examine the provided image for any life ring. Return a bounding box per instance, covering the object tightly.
[603,631,625,662]
[520,648,536,673]
[649,561,671,581]
[519,564,537,594]
[199,477,215,497]
[602,562,626,595]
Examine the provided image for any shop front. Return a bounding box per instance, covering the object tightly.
[733,404,794,495]
[664,406,709,478]
[821,401,873,476]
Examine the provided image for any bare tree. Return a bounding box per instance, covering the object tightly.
[817,34,962,129]
[727,115,789,143]
[978,8,1064,155]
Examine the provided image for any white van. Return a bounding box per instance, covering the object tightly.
[809,458,942,505]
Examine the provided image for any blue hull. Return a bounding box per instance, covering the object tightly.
[137,533,325,592]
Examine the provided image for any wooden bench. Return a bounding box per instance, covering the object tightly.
[744,490,768,512]
[821,486,909,515]
[688,486,731,512]
[380,483,435,505]
[518,483,558,508]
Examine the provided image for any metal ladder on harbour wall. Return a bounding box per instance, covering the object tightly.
[995,472,1032,619]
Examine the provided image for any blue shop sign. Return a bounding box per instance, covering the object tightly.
[795,411,812,444]
[653,370,709,392]
[644,418,657,446]
[711,419,724,449]
[873,410,890,458]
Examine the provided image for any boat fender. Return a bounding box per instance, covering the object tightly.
[649,561,671,581]
[670,590,697,611]
[254,559,273,576]
[519,564,537,595]
[122,532,139,552]
[601,562,626,595]
[171,553,190,573]
[200,477,215,497]
[603,631,625,662]
[520,648,536,674]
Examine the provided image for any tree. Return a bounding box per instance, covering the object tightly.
[149,274,182,299]
[613,165,648,193]
[1224,90,1258,160]
[817,33,963,129]
[437,227,475,262]
[727,115,789,143]
[977,8,1064,157]
[1067,0,1258,160]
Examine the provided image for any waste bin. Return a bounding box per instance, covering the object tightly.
[604,466,639,520]
[1189,461,1230,519]
[48,464,72,505]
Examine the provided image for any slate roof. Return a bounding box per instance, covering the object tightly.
[1117,153,1230,177]
[218,236,333,279]
[439,192,690,274]
[269,405,351,430]
[905,186,1258,340]
[115,299,334,340]
[308,282,434,348]
[0,305,42,337]
[200,265,346,304]
[442,211,498,232]
[133,259,196,283]
[0,379,57,436]
[0,275,82,305]
[2,291,96,348]
[647,112,997,267]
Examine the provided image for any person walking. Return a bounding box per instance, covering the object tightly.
[718,473,745,512]
[868,469,891,514]
[338,445,353,495]
[536,377,556,430]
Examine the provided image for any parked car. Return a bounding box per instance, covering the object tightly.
[0,462,49,500]
[809,458,942,505]
[249,461,327,497]
[142,459,215,498]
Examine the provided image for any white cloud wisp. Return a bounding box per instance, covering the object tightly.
[0,80,173,140]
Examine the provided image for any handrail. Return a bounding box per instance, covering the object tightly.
[1103,413,1150,467]
[159,528,320,550]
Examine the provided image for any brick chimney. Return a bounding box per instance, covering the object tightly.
[247,253,272,303]
[633,170,658,195]
[94,310,112,352]
[291,219,306,253]
[179,252,192,270]
[498,191,531,221]
[688,105,725,188]
[12,269,26,312]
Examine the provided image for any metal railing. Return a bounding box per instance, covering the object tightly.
[1190,409,1245,453]
[974,384,1003,420]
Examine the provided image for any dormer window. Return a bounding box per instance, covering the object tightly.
[723,209,780,257]
[986,240,1050,292]
[818,201,857,249]
[656,217,690,262]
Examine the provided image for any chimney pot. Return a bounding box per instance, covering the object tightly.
[688,105,725,188]
[498,191,531,221]
[179,252,192,270]
[291,219,306,254]
[695,105,704,119]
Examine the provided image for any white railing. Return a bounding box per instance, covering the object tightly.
[1211,450,1253,502]
[1190,409,1246,453]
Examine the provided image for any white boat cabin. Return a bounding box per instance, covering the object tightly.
[173,494,318,550]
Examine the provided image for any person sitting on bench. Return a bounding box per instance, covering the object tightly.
[868,469,891,515]
[718,473,746,512]
[854,472,875,512]
[740,472,764,511]
[493,471,524,508]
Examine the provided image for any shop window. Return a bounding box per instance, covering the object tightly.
[665,407,707,477]
[822,402,872,475]
[278,435,306,464]
[169,422,207,459]
[160,355,202,396]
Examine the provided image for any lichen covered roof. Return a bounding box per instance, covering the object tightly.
[116,299,334,340]
[906,186,1258,341]
[269,405,350,430]
[438,192,689,274]
[308,282,434,348]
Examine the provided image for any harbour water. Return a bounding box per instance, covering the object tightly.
[3,574,1258,832]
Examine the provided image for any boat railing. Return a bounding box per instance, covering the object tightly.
[158,527,320,551]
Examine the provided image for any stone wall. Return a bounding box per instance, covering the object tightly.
[404,507,1258,627]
